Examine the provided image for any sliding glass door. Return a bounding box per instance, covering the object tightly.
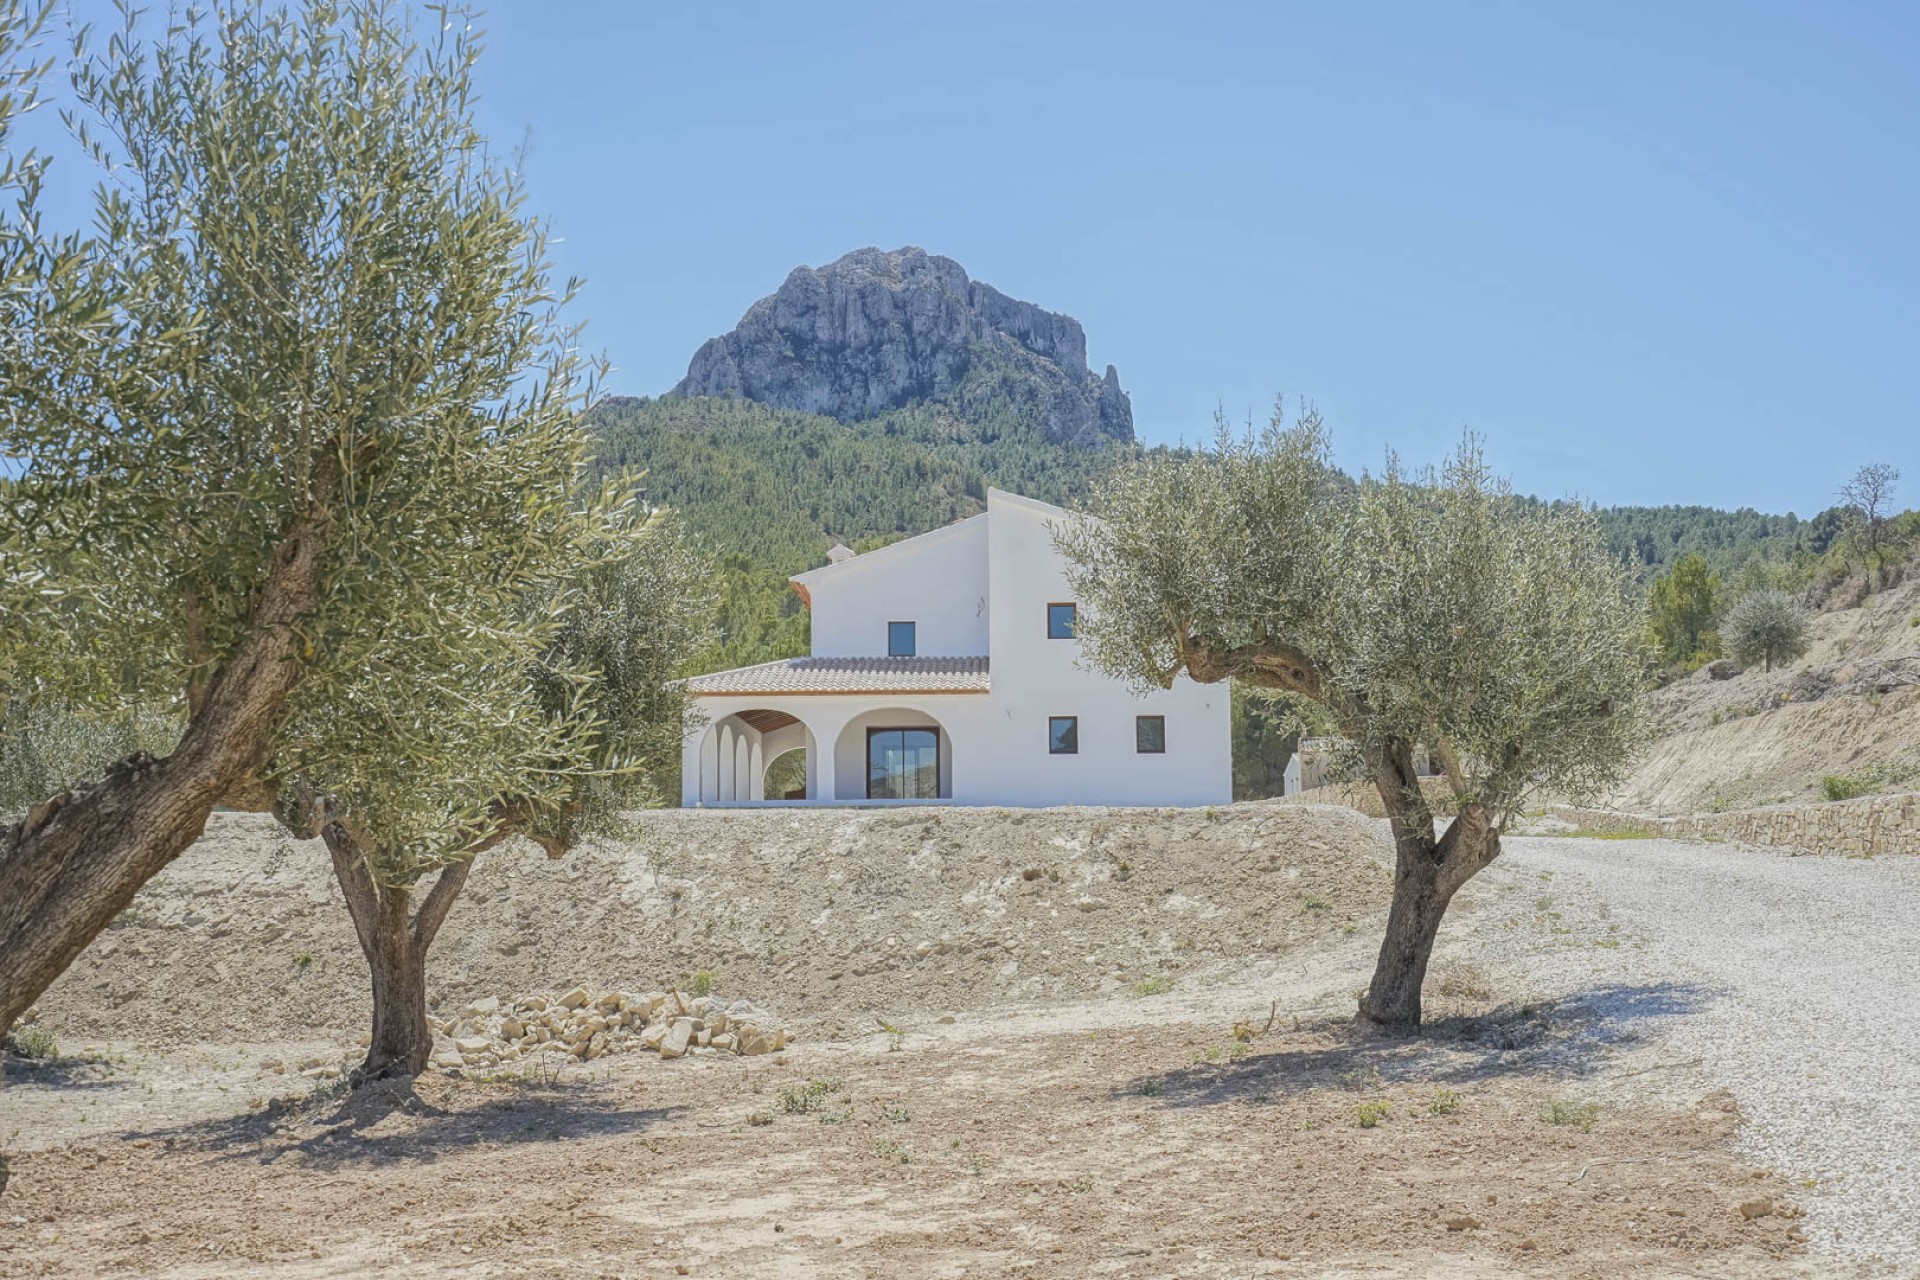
[867,727,941,799]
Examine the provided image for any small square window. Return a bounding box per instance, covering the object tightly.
[1135,715,1166,754]
[887,621,916,657]
[1047,602,1077,639]
[1048,716,1079,755]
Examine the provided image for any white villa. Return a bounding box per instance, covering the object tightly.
[680,489,1231,807]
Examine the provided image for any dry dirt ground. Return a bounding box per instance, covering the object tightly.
[0,808,1857,1279]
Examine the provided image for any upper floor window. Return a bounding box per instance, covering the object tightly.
[887,621,917,657]
[1135,715,1166,754]
[1047,602,1077,639]
[1049,715,1079,755]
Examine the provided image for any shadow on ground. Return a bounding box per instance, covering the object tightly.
[1118,981,1710,1108]
[1,1049,126,1092]
[122,1075,685,1168]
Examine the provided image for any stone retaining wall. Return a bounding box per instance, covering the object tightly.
[1546,792,1920,856]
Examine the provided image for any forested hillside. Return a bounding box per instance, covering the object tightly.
[1587,504,1849,582]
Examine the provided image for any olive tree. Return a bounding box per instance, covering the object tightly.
[280,510,713,1082]
[1723,589,1811,673]
[1056,410,1649,1029]
[0,1,602,1033]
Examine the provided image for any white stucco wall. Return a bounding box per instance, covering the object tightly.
[680,490,1231,809]
[797,515,989,658]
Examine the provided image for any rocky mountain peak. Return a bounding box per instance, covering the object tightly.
[670,247,1133,446]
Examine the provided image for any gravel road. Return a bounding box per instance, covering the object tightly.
[1473,835,1920,1269]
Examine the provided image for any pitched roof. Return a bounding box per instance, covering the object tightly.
[685,656,990,696]
[790,512,988,589]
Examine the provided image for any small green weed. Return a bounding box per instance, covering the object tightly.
[1354,1100,1391,1128]
[1130,976,1175,998]
[777,1077,846,1115]
[1132,1076,1164,1098]
[688,970,716,998]
[293,952,313,969]
[1428,1087,1462,1116]
[1543,1099,1599,1131]
[1339,1063,1382,1091]
[880,1103,912,1124]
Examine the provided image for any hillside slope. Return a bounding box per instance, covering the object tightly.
[1603,572,1920,813]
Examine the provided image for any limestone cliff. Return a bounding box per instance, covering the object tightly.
[671,247,1133,447]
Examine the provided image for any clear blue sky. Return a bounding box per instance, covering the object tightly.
[27,2,1920,513]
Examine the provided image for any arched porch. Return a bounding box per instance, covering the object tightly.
[686,703,955,806]
[691,709,818,805]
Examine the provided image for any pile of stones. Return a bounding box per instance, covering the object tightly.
[428,986,787,1072]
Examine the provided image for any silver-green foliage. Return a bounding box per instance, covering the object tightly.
[2,0,605,729]
[285,502,714,888]
[1054,407,1649,818]
[0,703,177,821]
[1723,589,1811,673]
[1,2,624,857]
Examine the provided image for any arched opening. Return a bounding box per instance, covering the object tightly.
[764,746,808,800]
[832,708,954,801]
[697,709,812,805]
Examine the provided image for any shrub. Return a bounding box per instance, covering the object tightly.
[1823,774,1869,802]
[1822,763,1918,802]
[1723,590,1812,673]
[3,1025,58,1060]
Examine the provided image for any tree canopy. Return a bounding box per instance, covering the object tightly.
[1647,554,1724,668]
[0,0,617,1032]
[1723,589,1812,674]
[1056,408,1649,1027]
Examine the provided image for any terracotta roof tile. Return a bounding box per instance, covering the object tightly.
[686,656,990,696]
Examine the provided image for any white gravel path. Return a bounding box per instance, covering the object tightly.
[1470,835,1920,1269]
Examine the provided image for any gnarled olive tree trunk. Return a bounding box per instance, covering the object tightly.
[1356,741,1501,1030]
[0,515,328,1034]
[320,821,473,1082]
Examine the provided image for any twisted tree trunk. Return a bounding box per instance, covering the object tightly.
[1356,740,1501,1031]
[322,822,472,1082]
[0,513,329,1035]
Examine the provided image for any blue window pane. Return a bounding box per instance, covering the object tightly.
[888,621,916,657]
[1047,603,1077,639]
[1049,716,1078,755]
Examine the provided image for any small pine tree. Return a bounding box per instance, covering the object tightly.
[1648,553,1723,667]
[1723,590,1812,673]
